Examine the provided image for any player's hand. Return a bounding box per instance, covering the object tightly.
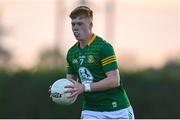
[48,85,52,98]
[64,79,85,99]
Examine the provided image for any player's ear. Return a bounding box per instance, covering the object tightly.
[89,22,93,29]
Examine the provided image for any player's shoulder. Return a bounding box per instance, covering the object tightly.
[67,42,78,54]
[96,35,113,49]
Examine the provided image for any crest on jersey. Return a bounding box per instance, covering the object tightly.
[87,55,95,64]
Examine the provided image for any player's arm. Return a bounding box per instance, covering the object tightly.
[89,43,120,91]
[66,74,78,81]
[66,50,78,81]
[65,69,120,98]
[89,69,120,92]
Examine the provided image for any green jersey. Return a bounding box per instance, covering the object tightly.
[66,34,130,111]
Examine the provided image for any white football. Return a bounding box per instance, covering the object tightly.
[50,78,77,105]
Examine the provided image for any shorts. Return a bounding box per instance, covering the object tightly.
[81,106,135,119]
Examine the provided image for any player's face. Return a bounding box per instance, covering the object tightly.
[71,17,92,41]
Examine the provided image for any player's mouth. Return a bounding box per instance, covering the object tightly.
[74,32,80,38]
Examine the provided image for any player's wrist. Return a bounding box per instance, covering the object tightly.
[84,83,91,92]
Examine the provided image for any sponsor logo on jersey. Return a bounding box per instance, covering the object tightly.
[72,59,78,64]
[78,67,94,84]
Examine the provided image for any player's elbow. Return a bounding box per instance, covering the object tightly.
[115,76,120,87]
[106,69,120,88]
[110,75,120,88]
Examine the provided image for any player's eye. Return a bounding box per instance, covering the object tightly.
[77,22,83,26]
[71,23,75,26]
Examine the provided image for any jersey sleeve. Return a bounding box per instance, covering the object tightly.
[100,43,118,73]
[66,50,75,74]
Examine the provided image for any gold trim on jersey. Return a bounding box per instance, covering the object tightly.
[101,55,117,66]
[88,34,96,46]
[75,34,96,47]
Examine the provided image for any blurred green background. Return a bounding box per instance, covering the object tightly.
[0,61,180,119]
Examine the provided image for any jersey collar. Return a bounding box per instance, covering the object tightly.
[87,34,96,46]
[76,34,96,47]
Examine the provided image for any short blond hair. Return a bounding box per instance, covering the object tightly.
[69,6,93,19]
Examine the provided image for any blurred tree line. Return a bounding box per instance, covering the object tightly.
[0,60,180,119]
[0,12,12,69]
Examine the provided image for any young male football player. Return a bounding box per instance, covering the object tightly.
[65,6,135,119]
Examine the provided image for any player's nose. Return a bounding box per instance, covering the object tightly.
[73,24,79,30]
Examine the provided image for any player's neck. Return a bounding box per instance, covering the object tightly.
[79,33,93,48]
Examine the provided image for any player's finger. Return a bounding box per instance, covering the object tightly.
[49,94,52,98]
[48,87,51,94]
[64,88,76,93]
[48,90,51,94]
[67,92,77,99]
[68,79,76,84]
[64,85,74,88]
[64,85,74,89]
[68,97,75,103]
[48,85,52,91]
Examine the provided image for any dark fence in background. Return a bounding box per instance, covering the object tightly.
[0,69,81,119]
[0,63,180,119]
